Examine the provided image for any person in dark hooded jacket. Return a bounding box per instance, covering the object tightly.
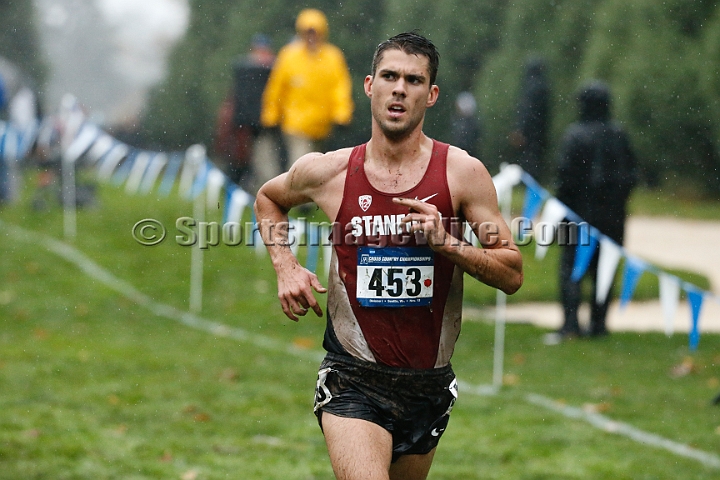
[554,80,638,339]
[510,57,551,183]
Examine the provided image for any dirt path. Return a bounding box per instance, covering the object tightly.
[471,216,720,334]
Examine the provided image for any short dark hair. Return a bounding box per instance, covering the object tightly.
[371,32,440,85]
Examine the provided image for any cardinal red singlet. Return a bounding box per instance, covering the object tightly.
[324,140,464,369]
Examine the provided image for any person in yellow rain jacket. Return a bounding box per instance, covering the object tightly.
[261,8,354,169]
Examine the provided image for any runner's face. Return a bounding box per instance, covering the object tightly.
[364,49,439,141]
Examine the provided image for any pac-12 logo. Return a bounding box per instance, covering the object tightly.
[359,195,372,212]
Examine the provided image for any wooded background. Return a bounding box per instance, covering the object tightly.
[6,0,720,195]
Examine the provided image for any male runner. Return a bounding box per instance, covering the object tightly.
[255,32,523,480]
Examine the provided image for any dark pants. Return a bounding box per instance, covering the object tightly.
[559,243,611,336]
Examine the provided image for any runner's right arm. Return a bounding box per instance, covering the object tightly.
[254,153,327,321]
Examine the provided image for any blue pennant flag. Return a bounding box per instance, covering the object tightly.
[305,224,320,273]
[686,287,705,351]
[189,159,210,199]
[158,152,183,197]
[521,183,545,221]
[619,256,647,309]
[570,225,598,282]
[222,183,236,224]
[110,150,137,186]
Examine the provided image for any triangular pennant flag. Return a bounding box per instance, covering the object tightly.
[322,225,332,278]
[251,210,266,257]
[492,163,522,195]
[595,236,623,305]
[179,145,206,198]
[534,197,568,260]
[138,153,168,194]
[290,217,306,256]
[225,187,251,224]
[97,143,129,181]
[189,160,210,200]
[464,222,479,247]
[521,183,545,221]
[1,124,18,161]
[158,152,183,197]
[222,184,236,224]
[305,223,320,273]
[686,287,705,351]
[206,167,226,209]
[110,151,137,186]
[124,151,152,194]
[570,226,598,282]
[84,133,114,166]
[16,119,40,160]
[658,273,681,337]
[0,122,7,160]
[62,123,100,164]
[492,163,522,207]
[619,256,647,309]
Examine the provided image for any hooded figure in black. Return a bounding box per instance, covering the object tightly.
[511,57,551,183]
[555,80,638,338]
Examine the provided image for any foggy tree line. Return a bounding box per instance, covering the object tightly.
[0,1,47,99]
[5,0,720,195]
[142,0,720,195]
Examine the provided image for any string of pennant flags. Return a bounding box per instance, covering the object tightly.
[493,164,718,351]
[1,97,717,351]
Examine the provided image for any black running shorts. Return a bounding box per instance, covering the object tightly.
[313,352,458,462]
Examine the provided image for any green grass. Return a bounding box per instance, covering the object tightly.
[629,184,720,220]
[1,173,720,479]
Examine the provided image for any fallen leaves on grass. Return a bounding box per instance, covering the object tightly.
[181,469,199,480]
[253,435,282,447]
[193,413,211,422]
[292,337,315,350]
[183,404,211,422]
[0,290,15,305]
[670,357,697,378]
[218,368,239,382]
[33,328,48,340]
[582,402,612,414]
[22,429,41,439]
[25,262,40,274]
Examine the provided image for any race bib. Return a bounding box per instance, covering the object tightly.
[356,246,434,307]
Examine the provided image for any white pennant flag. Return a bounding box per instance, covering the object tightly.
[97,143,129,180]
[206,168,226,209]
[534,197,568,260]
[492,163,522,213]
[84,133,114,166]
[62,123,100,164]
[290,217,305,256]
[492,163,523,199]
[124,152,152,194]
[322,225,333,279]
[658,273,681,337]
[138,153,168,194]
[178,145,206,198]
[464,222,479,247]
[595,236,623,305]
